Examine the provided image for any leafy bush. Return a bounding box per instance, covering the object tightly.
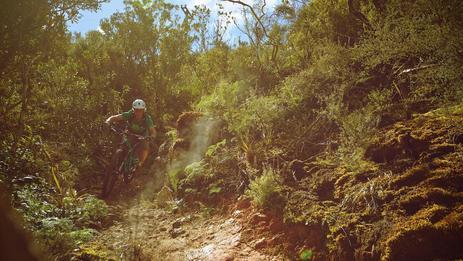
[167,167,186,193]
[63,192,109,227]
[353,0,463,107]
[35,218,97,258]
[184,161,206,181]
[15,182,60,226]
[246,167,285,211]
[35,217,76,257]
[175,140,246,204]
[322,107,380,174]
[14,182,108,259]
[196,80,250,120]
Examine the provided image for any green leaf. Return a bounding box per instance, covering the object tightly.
[205,139,226,157]
[208,186,221,195]
[299,249,313,261]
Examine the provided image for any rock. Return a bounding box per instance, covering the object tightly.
[172,220,182,229]
[289,159,308,180]
[156,185,174,208]
[236,196,251,210]
[169,228,185,238]
[267,234,284,246]
[253,238,267,249]
[268,220,284,233]
[171,216,192,229]
[250,213,269,225]
[232,210,243,218]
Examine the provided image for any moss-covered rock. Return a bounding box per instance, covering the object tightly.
[284,106,463,260]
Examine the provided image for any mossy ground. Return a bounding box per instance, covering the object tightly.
[281,106,463,260]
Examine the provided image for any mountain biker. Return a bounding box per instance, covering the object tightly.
[105,99,156,175]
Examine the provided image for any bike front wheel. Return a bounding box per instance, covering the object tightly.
[123,166,136,184]
[101,149,124,198]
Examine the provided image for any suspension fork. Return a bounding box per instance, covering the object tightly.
[121,134,140,173]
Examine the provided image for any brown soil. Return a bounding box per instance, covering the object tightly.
[77,194,286,260]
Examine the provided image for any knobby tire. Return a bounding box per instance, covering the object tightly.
[101,149,124,198]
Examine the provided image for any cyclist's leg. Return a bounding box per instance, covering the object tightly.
[135,140,150,167]
[114,140,129,169]
[131,140,149,177]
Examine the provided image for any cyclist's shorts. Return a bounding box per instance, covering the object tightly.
[127,136,150,151]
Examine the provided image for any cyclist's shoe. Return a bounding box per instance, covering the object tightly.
[130,158,140,173]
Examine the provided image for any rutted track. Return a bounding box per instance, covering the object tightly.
[79,196,283,260]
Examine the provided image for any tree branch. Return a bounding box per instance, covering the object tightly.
[180,5,192,18]
[233,17,257,48]
[348,0,372,29]
[222,0,268,38]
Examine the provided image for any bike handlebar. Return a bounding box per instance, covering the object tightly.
[108,124,147,140]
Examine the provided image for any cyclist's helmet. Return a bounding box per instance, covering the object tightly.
[132,99,146,110]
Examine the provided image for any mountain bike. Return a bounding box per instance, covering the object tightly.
[101,124,148,198]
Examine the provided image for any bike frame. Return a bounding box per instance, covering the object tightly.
[111,125,145,176]
[101,124,148,198]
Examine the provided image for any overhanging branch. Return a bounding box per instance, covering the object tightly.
[348,0,372,29]
[222,0,268,38]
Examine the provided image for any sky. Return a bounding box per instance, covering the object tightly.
[68,0,279,42]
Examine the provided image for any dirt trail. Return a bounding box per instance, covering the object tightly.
[80,192,283,261]
[79,113,288,260]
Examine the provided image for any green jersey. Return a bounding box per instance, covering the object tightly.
[121,109,154,135]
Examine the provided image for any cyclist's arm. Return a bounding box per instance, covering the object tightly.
[105,114,124,125]
[146,115,156,138]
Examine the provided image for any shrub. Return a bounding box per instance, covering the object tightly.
[245,167,285,211]
[325,107,380,174]
[14,182,108,259]
[35,217,76,257]
[183,160,206,185]
[68,194,109,227]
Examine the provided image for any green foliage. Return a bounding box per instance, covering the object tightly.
[0,127,48,180]
[63,192,109,227]
[35,218,97,258]
[2,0,463,258]
[299,248,314,261]
[354,0,463,105]
[288,0,362,67]
[321,105,380,174]
[205,139,226,158]
[208,185,222,195]
[70,228,98,245]
[35,217,76,255]
[15,182,60,226]
[175,140,244,203]
[184,161,206,183]
[15,182,108,259]
[245,167,285,211]
[196,80,250,117]
[167,167,185,193]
